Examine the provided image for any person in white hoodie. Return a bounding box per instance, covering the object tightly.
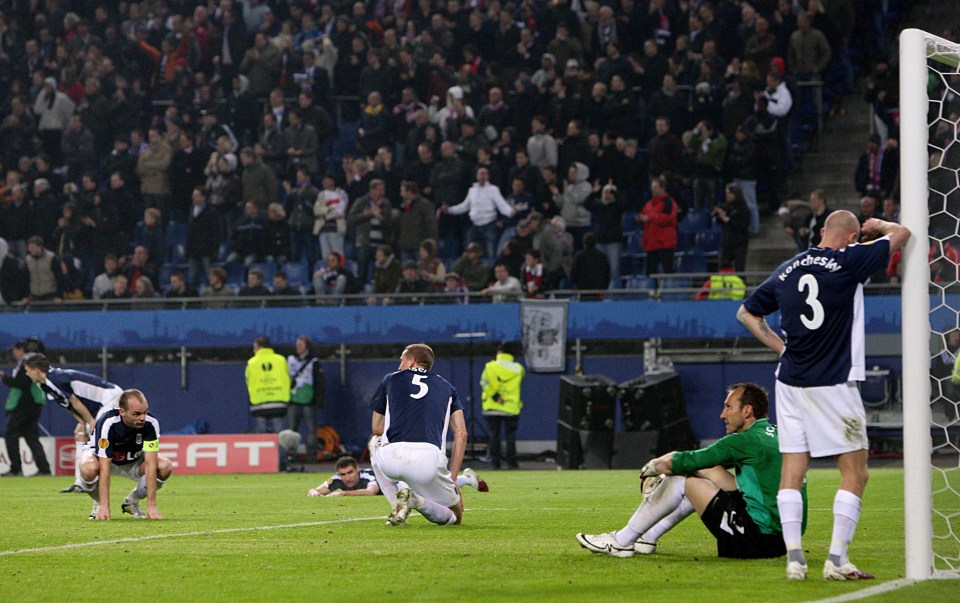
[445,167,516,260]
[560,162,593,249]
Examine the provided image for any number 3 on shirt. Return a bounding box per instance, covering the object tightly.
[798,274,824,330]
[411,374,429,399]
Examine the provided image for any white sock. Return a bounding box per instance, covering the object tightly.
[371,461,399,505]
[415,495,457,525]
[777,489,806,564]
[80,477,100,502]
[74,446,83,484]
[828,489,862,566]
[614,476,685,548]
[129,476,166,501]
[640,497,695,543]
[455,475,468,488]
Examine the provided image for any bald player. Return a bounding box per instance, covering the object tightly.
[738,211,909,581]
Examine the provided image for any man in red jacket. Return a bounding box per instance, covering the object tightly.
[637,177,678,275]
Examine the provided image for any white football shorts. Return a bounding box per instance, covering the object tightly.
[775,380,869,457]
[80,450,147,482]
[374,442,459,508]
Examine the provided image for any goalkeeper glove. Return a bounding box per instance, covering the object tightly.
[639,459,659,479]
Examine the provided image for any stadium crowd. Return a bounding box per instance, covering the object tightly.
[0,0,896,304]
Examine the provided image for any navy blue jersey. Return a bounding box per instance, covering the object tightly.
[93,408,161,466]
[321,468,380,493]
[369,367,463,452]
[41,368,124,420]
[743,237,891,387]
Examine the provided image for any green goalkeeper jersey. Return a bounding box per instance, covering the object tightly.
[670,419,806,535]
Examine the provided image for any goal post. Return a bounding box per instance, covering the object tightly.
[900,28,960,580]
[899,27,934,581]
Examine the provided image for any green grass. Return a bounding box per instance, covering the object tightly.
[0,468,956,602]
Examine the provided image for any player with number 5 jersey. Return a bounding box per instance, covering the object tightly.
[369,343,467,527]
[738,210,909,582]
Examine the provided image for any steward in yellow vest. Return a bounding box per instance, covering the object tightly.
[480,342,524,469]
[246,336,290,433]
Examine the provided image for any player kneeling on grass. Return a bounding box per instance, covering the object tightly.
[79,389,172,520]
[577,383,804,558]
[307,455,488,497]
[368,343,467,526]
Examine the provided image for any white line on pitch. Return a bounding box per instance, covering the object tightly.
[803,578,917,603]
[0,508,546,556]
[0,516,386,557]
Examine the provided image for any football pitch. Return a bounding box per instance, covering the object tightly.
[0,467,955,602]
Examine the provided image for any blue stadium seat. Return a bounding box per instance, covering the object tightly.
[677,252,707,273]
[222,262,246,286]
[621,211,640,234]
[282,261,307,286]
[659,277,693,301]
[164,221,188,263]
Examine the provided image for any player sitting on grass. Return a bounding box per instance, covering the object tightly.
[577,383,804,558]
[79,389,172,520]
[307,456,488,497]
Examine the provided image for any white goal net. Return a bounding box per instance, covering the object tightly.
[901,29,960,579]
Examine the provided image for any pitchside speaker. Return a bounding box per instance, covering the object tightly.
[618,372,698,455]
[558,375,618,431]
[556,424,615,469]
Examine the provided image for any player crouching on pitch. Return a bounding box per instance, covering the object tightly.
[79,389,172,520]
[577,383,804,558]
[368,343,467,526]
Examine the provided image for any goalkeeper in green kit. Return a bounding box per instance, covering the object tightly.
[577,383,805,558]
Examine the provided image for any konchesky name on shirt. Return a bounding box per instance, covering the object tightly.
[778,255,842,281]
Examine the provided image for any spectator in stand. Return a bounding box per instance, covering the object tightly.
[445,166,515,261]
[358,90,390,159]
[239,147,279,211]
[228,201,265,267]
[763,67,793,170]
[132,276,159,300]
[417,239,446,291]
[371,244,402,301]
[92,254,120,300]
[451,242,492,292]
[313,252,352,298]
[881,198,900,224]
[165,271,198,299]
[137,127,173,224]
[283,166,319,270]
[186,186,222,289]
[272,271,299,297]
[727,124,761,236]
[638,177,679,276]
[121,245,159,295]
[283,108,319,180]
[556,157,591,243]
[258,112,287,177]
[481,262,523,303]
[23,236,61,303]
[132,209,166,272]
[61,112,95,181]
[347,178,395,285]
[201,267,235,306]
[239,267,272,297]
[527,116,558,170]
[585,181,626,289]
[686,119,727,211]
[648,116,685,179]
[395,260,429,304]
[857,195,880,226]
[30,178,61,247]
[787,10,831,136]
[785,188,833,252]
[396,182,439,262]
[714,183,752,273]
[313,174,349,263]
[102,273,132,300]
[262,202,291,266]
[444,272,471,304]
[854,134,898,200]
[57,254,86,301]
[522,249,545,298]
[745,18,778,77]
[34,77,75,167]
[571,232,612,295]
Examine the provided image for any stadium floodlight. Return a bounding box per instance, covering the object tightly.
[900,28,960,581]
